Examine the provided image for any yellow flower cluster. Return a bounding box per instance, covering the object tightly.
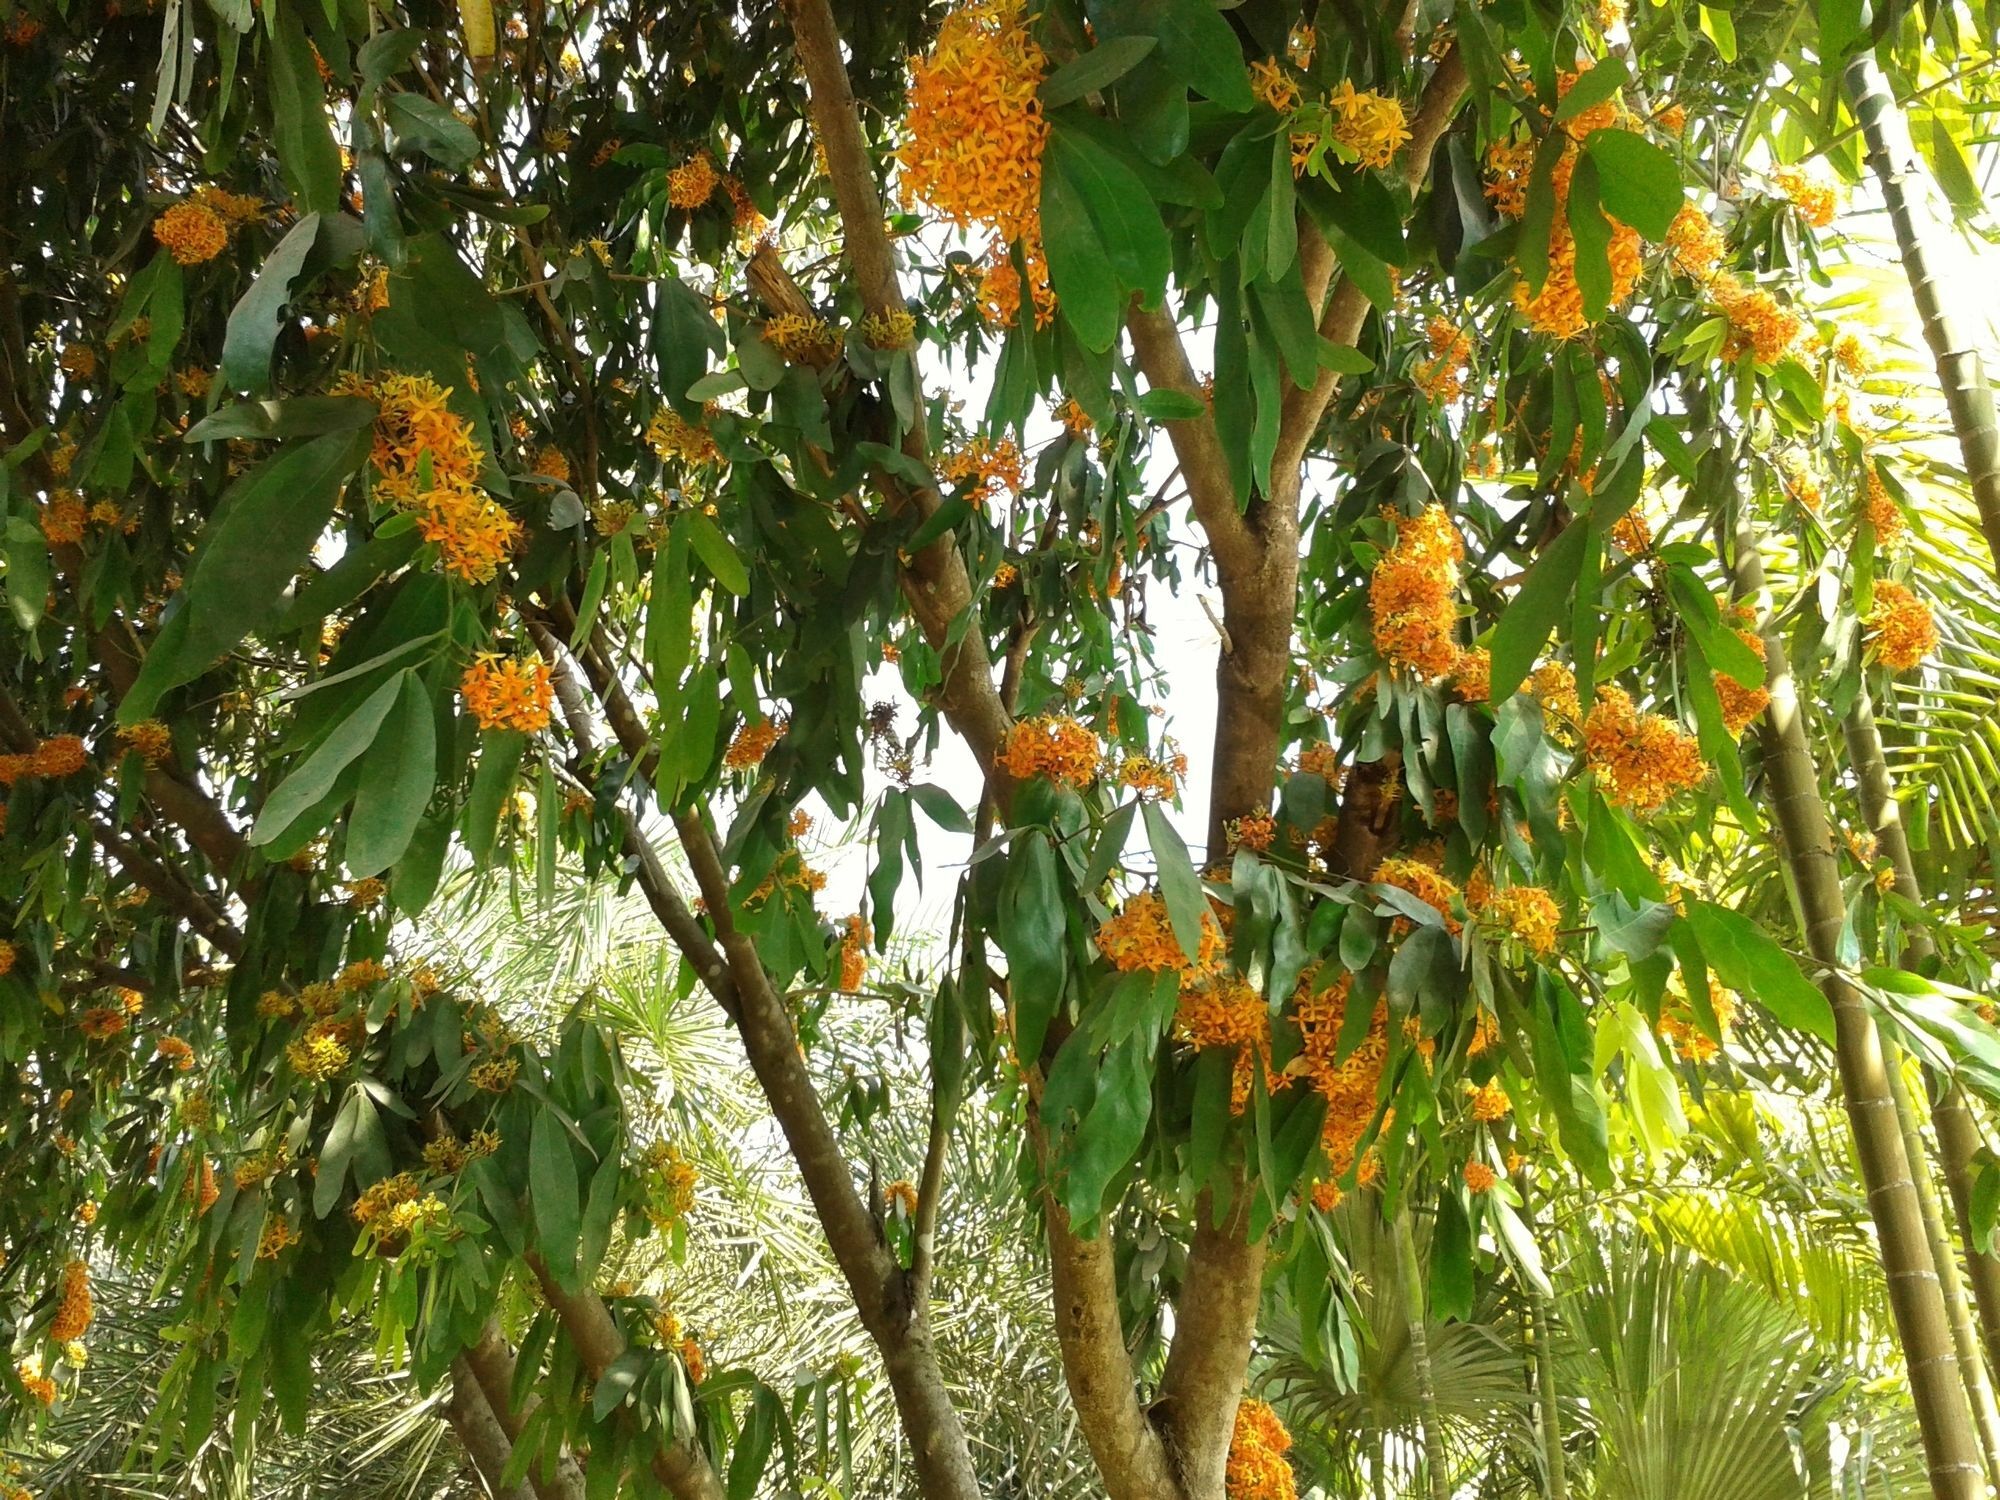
[49,1261,92,1342]
[423,1128,499,1175]
[41,490,86,545]
[723,717,783,771]
[647,406,721,467]
[1475,882,1561,957]
[152,201,231,265]
[765,312,838,362]
[1116,751,1185,800]
[1177,973,1274,1114]
[1465,1078,1511,1121]
[1863,464,1904,544]
[1251,58,1301,115]
[1608,511,1653,556]
[861,309,917,348]
[1713,627,1770,737]
[1866,581,1937,671]
[896,0,1047,244]
[341,372,519,583]
[1581,686,1707,811]
[17,1358,57,1406]
[642,1140,698,1230]
[470,1055,520,1092]
[839,915,870,992]
[941,434,1024,505]
[1711,274,1804,365]
[1449,647,1491,703]
[234,1142,291,1190]
[257,1216,301,1259]
[1665,203,1726,280]
[975,240,1057,329]
[667,153,720,209]
[995,713,1099,787]
[286,1028,351,1082]
[1512,152,1643,338]
[461,654,553,733]
[1415,316,1471,403]
[1325,80,1410,170]
[1773,164,1838,228]
[1225,1398,1297,1500]
[1369,504,1467,681]
[1659,978,1736,1062]
[1098,892,1224,976]
[117,719,173,765]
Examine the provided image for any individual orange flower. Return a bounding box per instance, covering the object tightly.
[647,406,722,467]
[460,654,553,733]
[995,714,1098,787]
[1369,504,1465,680]
[1581,687,1707,812]
[1865,581,1936,671]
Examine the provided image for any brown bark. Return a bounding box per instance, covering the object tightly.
[448,1362,539,1500]
[1732,517,1985,1498]
[1846,54,2000,574]
[460,1319,590,1500]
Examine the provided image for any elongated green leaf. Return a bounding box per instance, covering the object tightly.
[3,517,50,630]
[1064,1035,1153,1229]
[682,511,748,595]
[1039,35,1157,107]
[530,1108,582,1285]
[1684,902,1835,1043]
[998,831,1067,1062]
[345,671,437,877]
[185,394,376,444]
[1143,801,1206,964]
[221,214,322,394]
[1585,130,1682,238]
[1099,0,1252,110]
[1044,124,1170,347]
[251,671,407,845]
[1490,518,1590,704]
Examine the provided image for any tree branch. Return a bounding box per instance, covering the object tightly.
[460,1319,589,1500]
[447,1361,539,1500]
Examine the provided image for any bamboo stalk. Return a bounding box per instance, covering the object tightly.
[1395,1207,1453,1500]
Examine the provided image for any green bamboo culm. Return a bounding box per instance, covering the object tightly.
[1395,1207,1453,1500]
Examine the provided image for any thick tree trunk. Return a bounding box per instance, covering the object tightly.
[448,1365,538,1500]
[1845,688,2000,1489]
[460,1320,589,1500]
[1845,53,2000,573]
[1394,1208,1452,1500]
[1732,517,1985,1498]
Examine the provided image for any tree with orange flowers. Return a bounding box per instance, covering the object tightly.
[5,0,2000,1496]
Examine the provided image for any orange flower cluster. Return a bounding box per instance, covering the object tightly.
[1866,581,1937,671]
[152,200,231,265]
[1449,647,1491,703]
[647,406,722,467]
[1465,1078,1511,1122]
[975,240,1056,329]
[1484,139,1537,218]
[640,1140,698,1230]
[49,1260,92,1341]
[941,434,1024,504]
[1116,751,1185,800]
[1464,1159,1498,1193]
[1711,275,1803,365]
[895,0,1047,245]
[1228,811,1277,852]
[667,152,720,209]
[460,654,553,733]
[1251,57,1301,115]
[680,1337,706,1384]
[78,1006,127,1039]
[1225,1398,1297,1500]
[722,175,765,238]
[0,734,88,786]
[838,915,870,992]
[1368,503,1466,680]
[995,714,1098,787]
[1659,978,1736,1062]
[1512,150,1643,338]
[1056,397,1093,436]
[41,490,86,544]
[17,1359,56,1406]
[1773,164,1838,228]
[723,716,784,771]
[1863,464,1904,543]
[1178,972,1274,1113]
[1582,686,1707,811]
[1415,316,1471,403]
[1098,892,1223,976]
[885,1178,919,1217]
[1714,628,1770,737]
[1294,971,1388,1210]
[1665,203,1725,280]
[156,1035,195,1070]
[1374,855,1463,935]
[342,372,519,583]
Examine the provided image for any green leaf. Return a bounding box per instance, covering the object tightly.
[3,517,51,630]
[592,1350,647,1421]
[184,395,376,444]
[1043,123,1170,350]
[1039,35,1157,107]
[1099,0,1253,110]
[1143,801,1206,965]
[1317,341,1375,375]
[463,729,528,867]
[1064,1035,1154,1229]
[267,6,343,214]
[1430,1191,1475,1321]
[1297,169,1406,269]
[1972,1160,2000,1255]
[530,1109,583,1286]
[1567,156,1614,322]
[251,669,409,845]
[1819,0,1863,59]
[681,511,748,596]
[1555,61,1629,120]
[1684,902,1835,1043]
[1137,388,1209,421]
[998,832,1067,1062]
[910,782,973,834]
[1490,518,1590,704]
[1700,4,1737,60]
[221,214,322,394]
[384,92,480,170]
[1585,130,1683,238]
[345,671,436,877]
